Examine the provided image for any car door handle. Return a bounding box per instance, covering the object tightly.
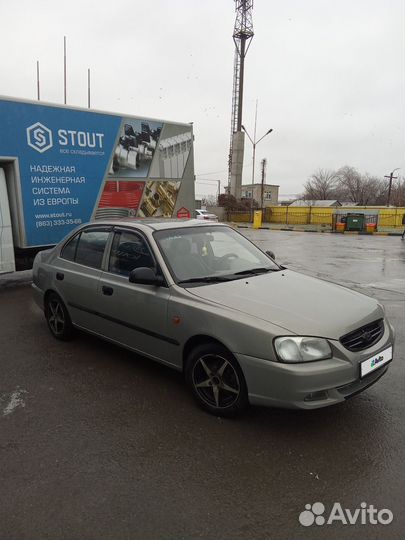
[102,285,114,296]
[56,272,64,281]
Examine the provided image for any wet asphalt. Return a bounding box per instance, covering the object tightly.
[0,230,404,540]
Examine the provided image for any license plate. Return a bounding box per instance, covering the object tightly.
[361,346,392,378]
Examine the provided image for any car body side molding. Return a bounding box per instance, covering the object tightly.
[67,302,180,346]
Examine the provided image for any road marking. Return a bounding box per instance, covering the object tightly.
[2,388,27,416]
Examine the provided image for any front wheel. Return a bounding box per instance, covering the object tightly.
[44,292,73,340]
[185,343,249,417]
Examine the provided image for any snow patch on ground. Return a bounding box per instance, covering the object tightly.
[2,388,28,416]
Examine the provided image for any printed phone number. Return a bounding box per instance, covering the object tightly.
[36,218,83,228]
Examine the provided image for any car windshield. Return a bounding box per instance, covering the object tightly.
[154,226,280,285]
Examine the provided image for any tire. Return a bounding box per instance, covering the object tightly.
[185,343,249,417]
[44,292,73,341]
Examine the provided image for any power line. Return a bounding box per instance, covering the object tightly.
[196,181,220,185]
[196,162,253,178]
[196,169,228,176]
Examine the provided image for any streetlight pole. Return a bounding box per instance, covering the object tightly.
[241,125,273,211]
[260,158,267,210]
[384,168,400,207]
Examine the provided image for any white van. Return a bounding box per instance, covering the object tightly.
[0,167,16,273]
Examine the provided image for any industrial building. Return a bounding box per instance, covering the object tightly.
[240,183,279,207]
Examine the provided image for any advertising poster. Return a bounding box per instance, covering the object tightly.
[95,180,145,220]
[156,130,192,179]
[138,180,181,218]
[108,118,162,178]
[0,100,121,246]
[148,124,193,180]
[0,97,194,248]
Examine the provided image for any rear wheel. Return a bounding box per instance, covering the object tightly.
[185,343,249,417]
[44,292,73,340]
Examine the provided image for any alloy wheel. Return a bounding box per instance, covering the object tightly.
[192,354,240,409]
[48,299,65,336]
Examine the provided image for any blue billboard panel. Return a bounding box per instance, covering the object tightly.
[0,100,121,246]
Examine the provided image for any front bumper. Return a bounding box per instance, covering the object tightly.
[236,320,394,410]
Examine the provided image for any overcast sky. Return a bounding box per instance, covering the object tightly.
[0,0,404,198]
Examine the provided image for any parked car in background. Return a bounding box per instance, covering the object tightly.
[32,219,394,417]
[195,209,219,221]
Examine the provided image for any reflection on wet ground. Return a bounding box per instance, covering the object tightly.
[243,229,405,299]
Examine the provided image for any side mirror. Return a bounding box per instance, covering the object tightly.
[266,250,276,260]
[129,267,165,286]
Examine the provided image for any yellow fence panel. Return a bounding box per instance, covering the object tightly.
[379,208,405,227]
[265,207,287,223]
[228,212,251,222]
[265,207,334,225]
[231,206,405,227]
[285,208,310,224]
[309,209,334,225]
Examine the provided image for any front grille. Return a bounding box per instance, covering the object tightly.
[340,319,384,352]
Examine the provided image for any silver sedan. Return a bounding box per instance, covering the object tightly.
[32,219,395,416]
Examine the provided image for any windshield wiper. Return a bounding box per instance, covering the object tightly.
[178,276,234,284]
[233,267,278,276]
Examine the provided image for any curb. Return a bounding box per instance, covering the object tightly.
[0,270,33,289]
[234,224,403,236]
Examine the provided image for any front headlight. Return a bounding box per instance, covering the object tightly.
[274,336,332,363]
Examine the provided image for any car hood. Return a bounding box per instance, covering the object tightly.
[187,269,382,339]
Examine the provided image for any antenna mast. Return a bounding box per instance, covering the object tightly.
[228,0,254,199]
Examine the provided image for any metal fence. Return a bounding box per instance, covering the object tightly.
[227,207,405,228]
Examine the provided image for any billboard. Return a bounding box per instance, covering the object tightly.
[0,98,194,247]
[108,119,162,178]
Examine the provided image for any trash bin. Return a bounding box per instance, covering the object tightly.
[253,210,262,229]
[366,223,377,233]
[346,213,365,231]
[336,222,346,232]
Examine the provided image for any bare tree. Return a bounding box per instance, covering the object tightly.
[201,194,218,207]
[336,166,363,203]
[303,168,339,200]
[363,174,388,205]
[304,166,404,205]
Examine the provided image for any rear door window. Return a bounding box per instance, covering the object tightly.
[61,229,110,269]
[75,230,110,269]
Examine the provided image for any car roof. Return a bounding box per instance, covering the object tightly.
[84,218,225,232]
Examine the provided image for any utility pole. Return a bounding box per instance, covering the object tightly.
[260,158,267,210]
[228,0,254,200]
[384,168,400,206]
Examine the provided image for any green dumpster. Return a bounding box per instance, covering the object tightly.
[346,213,365,231]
